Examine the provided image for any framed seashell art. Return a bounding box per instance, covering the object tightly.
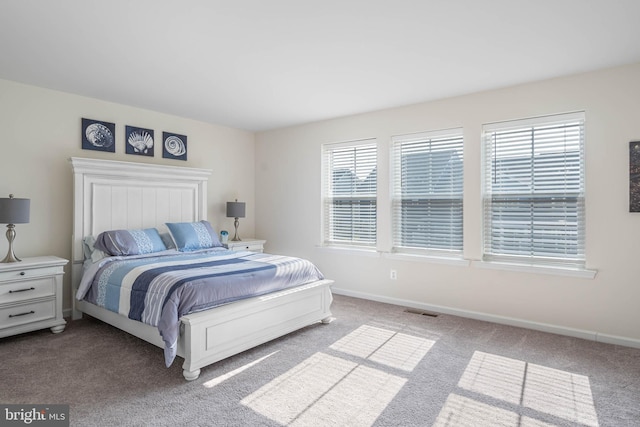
[82,118,116,152]
[125,125,155,156]
[162,132,187,161]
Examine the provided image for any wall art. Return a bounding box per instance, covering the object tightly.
[162,132,187,161]
[82,118,115,152]
[125,125,154,156]
[630,141,640,212]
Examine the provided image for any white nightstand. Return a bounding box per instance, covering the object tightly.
[225,239,266,253]
[0,256,68,338]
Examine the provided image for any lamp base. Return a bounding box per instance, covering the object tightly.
[1,251,21,263]
[231,217,241,241]
[2,224,22,263]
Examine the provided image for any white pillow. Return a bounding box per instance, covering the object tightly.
[83,235,108,263]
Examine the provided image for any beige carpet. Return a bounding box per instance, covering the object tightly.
[1,294,639,426]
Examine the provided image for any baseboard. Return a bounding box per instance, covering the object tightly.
[595,332,640,348]
[331,287,640,350]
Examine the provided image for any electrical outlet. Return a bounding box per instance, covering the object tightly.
[390,269,397,280]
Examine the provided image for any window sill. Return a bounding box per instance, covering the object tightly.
[316,245,380,258]
[472,260,597,279]
[384,252,470,267]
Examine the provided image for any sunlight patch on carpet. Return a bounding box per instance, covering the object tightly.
[453,351,599,426]
[241,352,406,426]
[457,351,526,405]
[329,324,434,371]
[202,351,279,388]
[523,363,599,426]
[433,394,557,427]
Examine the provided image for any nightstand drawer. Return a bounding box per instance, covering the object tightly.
[0,265,62,282]
[236,243,263,252]
[225,239,266,253]
[0,300,55,330]
[0,277,56,304]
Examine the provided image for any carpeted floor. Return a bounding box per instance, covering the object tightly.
[1,294,639,426]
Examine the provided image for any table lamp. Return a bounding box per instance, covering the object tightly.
[0,194,30,263]
[226,199,245,241]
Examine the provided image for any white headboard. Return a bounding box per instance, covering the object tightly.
[69,157,212,302]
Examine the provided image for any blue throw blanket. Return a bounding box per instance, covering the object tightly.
[77,249,325,366]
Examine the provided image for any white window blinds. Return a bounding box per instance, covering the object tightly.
[322,140,377,247]
[392,129,464,254]
[482,112,585,266]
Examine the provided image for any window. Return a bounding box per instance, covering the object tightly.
[391,129,464,255]
[482,112,585,267]
[322,139,377,247]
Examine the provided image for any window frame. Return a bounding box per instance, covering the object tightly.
[321,139,378,248]
[391,128,464,257]
[481,112,586,268]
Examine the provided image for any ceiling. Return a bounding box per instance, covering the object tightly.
[1,1,640,132]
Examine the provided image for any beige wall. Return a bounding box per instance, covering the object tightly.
[3,62,639,346]
[255,63,640,346]
[0,78,255,311]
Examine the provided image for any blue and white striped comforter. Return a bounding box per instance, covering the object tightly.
[77,249,325,366]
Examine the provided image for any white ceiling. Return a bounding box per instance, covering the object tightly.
[1,1,640,132]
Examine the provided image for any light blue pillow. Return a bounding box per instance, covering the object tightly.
[166,220,222,251]
[94,228,167,256]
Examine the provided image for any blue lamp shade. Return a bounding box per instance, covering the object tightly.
[0,196,30,224]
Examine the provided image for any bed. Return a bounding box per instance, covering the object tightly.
[70,157,333,381]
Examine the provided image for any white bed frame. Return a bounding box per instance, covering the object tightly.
[70,157,333,381]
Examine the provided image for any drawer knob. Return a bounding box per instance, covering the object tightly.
[19,272,25,276]
[9,310,35,318]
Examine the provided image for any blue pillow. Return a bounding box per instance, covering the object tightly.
[159,232,176,250]
[94,228,167,256]
[166,220,222,251]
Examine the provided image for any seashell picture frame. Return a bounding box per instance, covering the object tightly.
[125,125,155,156]
[82,118,116,152]
[162,132,188,161]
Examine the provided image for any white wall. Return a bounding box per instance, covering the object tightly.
[255,63,640,346]
[0,78,255,312]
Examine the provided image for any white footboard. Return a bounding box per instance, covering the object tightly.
[180,279,333,380]
[74,280,333,381]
